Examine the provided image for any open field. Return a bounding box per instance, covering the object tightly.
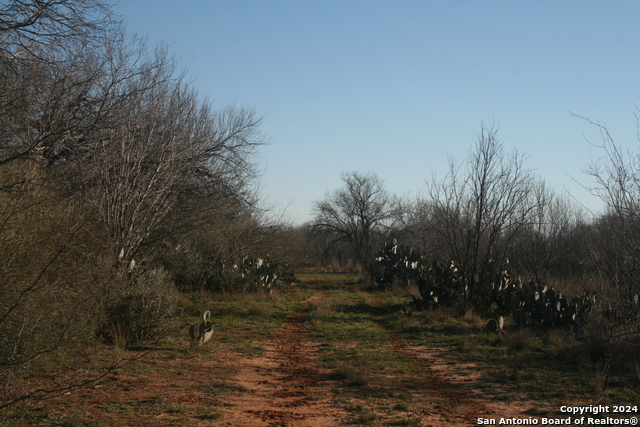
[1,272,637,426]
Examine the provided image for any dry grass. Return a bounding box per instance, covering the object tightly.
[312,258,363,274]
[463,308,486,328]
[406,282,422,300]
[503,328,541,353]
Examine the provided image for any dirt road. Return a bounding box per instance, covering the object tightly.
[4,280,568,426]
[220,294,349,426]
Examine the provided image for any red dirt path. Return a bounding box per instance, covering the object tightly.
[4,292,561,426]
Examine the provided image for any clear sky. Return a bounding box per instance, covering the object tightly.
[113,0,640,224]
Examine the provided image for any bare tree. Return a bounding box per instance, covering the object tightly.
[509,181,586,283]
[0,0,113,59]
[0,0,270,408]
[568,114,640,387]
[0,0,266,406]
[427,122,537,306]
[578,113,640,302]
[390,197,449,261]
[311,171,396,271]
[0,1,120,407]
[42,33,264,265]
[0,0,117,167]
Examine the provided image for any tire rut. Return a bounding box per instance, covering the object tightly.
[221,294,348,427]
[369,294,540,426]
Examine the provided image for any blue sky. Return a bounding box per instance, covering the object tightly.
[113,0,640,224]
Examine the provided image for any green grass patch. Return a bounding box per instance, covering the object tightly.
[197,408,222,420]
[393,401,410,411]
[329,363,369,387]
[5,271,638,426]
[350,402,378,425]
[196,380,248,396]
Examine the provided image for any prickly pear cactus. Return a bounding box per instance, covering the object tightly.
[373,240,595,336]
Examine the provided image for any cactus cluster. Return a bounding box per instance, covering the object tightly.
[174,252,296,293]
[374,239,422,289]
[232,255,297,291]
[414,259,464,309]
[489,277,595,333]
[373,240,600,334]
[373,239,463,308]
